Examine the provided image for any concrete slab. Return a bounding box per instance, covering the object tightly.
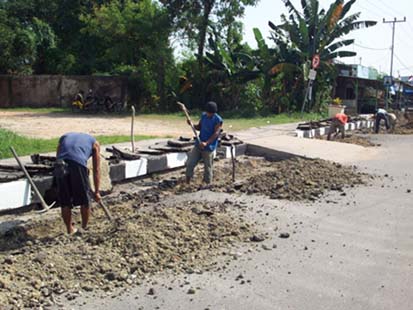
[0,180,31,211]
[243,135,378,164]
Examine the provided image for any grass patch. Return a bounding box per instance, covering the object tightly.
[222,112,325,131]
[137,111,324,131]
[0,128,156,159]
[0,107,68,113]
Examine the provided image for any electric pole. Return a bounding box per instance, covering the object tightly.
[383,17,406,108]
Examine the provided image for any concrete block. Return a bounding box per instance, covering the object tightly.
[218,146,233,159]
[296,130,304,138]
[246,144,298,162]
[109,163,126,182]
[125,158,148,179]
[0,180,31,211]
[166,153,188,169]
[235,144,247,157]
[147,155,168,174]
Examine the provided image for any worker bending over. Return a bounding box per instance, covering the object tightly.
[327,112,348,141]
[186,101,223,184]
[55,133,101,234]
[375,108,396,133]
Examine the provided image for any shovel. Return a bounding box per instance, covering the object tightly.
[96,199,113,222]
[10,147,56,213]
[230,144,236,182]
[177,101,201,145]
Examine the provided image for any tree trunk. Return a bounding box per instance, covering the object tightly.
[197,0,215,106]
[157,55,166,110]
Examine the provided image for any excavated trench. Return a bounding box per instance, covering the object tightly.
[0,154,371,309]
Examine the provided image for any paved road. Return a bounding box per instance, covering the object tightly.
[62,134,413,310]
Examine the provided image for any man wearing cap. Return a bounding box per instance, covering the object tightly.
[327,112,348,141]
[185,101,223,184]
[55,132,101,234]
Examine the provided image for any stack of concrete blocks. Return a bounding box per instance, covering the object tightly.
[296,119,375,138]
[110,144,247,182]
[0,144,247,211]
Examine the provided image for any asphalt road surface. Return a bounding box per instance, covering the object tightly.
[61,134,413,310]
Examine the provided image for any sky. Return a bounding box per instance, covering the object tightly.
[242,0,413,77]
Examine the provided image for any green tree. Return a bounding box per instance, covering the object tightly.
[0,9,37,74]
[161,0,259,106]
[81,0,176,109]
[268,0,376,111]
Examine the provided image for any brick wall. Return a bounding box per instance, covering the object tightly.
[0,75,128,108]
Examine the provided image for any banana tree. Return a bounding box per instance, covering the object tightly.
[204,35,261,110]
[268,0,377,111]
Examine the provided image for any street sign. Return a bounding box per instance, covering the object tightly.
[309,69,317,80]
[312,54,320,69]
[383,76,393,86]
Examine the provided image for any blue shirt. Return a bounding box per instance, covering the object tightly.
[57,133,96,167]
[197,113,223,152]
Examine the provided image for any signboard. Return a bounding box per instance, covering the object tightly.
[312,54,320,69]
[383,76,393,86]
[357,65,370,80]
[309,69,317,80]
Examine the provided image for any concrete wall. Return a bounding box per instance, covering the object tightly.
[0,75,128,108]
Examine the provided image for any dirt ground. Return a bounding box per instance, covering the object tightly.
[0,156,369,308]
[0,111,192,138]
[317,134,379,147]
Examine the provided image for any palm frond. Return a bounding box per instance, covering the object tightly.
[326,50,356,59]
[325,39,354,53]
[281,0,301,18]
[341,0,356,18]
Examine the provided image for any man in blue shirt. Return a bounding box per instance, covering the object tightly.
[185,101,223,184]
[55,133,101,234]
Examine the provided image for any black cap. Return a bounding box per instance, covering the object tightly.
[205,101,218,113]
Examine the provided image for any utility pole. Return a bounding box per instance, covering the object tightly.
[383,17,406,108]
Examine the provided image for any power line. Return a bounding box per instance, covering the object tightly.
[369,50,390,65]
[376,0,406,19]
[357,2,385,20]
[354,43,389,51]
[383,17,406,77]
[394,53,413,74]
[363,0,413,42]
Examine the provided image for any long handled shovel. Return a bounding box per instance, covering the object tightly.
[10,147,56,213]
[230,144,236,183]
[131,105,136,152]
[96,199,113,222]
[177,101,201,145]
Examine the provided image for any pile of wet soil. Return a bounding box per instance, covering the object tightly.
[0,201,255,308]
[317,134,378,147]
[385,111,413,134]
[393,122,413,134]
[166,157,367,201]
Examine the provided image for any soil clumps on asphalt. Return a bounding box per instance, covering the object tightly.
[388,110,413,135]
[393,122,413,135]
[165,157,367,201]
[0,201,254,308]
[317,134,378,147]
[0,156,369,308]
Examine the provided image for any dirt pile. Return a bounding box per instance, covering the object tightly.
[388,110,413,134]
[0,201,254,308]
[317,134,378,147]
[164,157,367,201]
[228,158,365,201]
[393,122,413,134]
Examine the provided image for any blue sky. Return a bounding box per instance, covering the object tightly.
[242,0,413,77]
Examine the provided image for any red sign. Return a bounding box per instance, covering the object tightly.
[312,54,320,69]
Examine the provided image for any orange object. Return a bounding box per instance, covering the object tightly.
[335,113,348,125]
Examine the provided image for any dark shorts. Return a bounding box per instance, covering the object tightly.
[56,160,91,208]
